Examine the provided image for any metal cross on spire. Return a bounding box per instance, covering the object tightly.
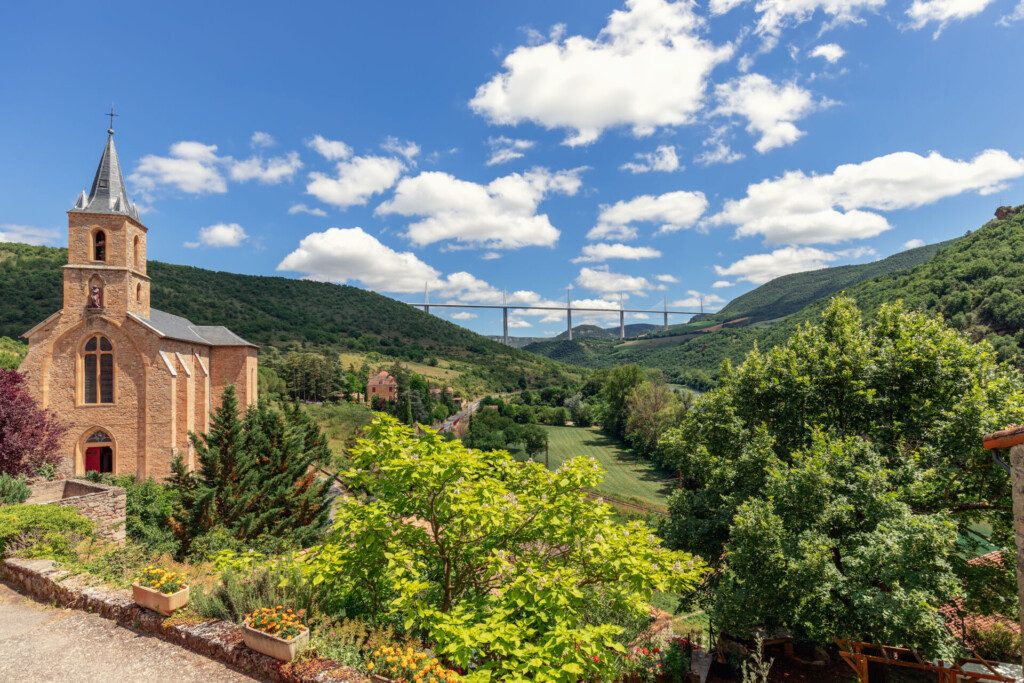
[106,105,118,133]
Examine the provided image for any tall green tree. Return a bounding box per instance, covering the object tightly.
[659,298,1024,655]
[597,364,647,439]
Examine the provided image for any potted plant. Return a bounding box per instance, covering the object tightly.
[242,606,309,662]
[132,566,189,616]
[365,644,460,682]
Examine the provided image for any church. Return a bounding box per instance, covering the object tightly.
[19,125,258,480]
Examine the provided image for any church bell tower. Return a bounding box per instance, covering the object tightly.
[65,118,150,319]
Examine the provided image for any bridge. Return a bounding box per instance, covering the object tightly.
[408,291,703,345]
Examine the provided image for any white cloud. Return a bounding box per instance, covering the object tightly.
[278,227,441,293]
[712,279,734,288]
[251,131,276,148]
[711,149,1024,245]
[470,0,733,146]
[620,145,681,173]
[508,317,533,328]
[809,43,845,62]
[714,74,820,153]
[486,137,536,166]
[590,190,708,239]
[185,223,249,249]
[307,135,353,161]
[377,167,583,249]
[131,141,227,195]
[381,137,421,163]
[482,252,502,260]
[904,238,926,249]
[696,125,745,166]
[1000,0,1024,24]
[450,311,478,320]
[307,155,405,209]
[229,152,303,184]
[714,246,875,284]
[656,274,680,283]
[907,0,996,35]
[288,203,328,217]
[576,267,653,295]
[572,243,662,263]
[672,289,726,310]
[0,224,60,245]
[712,0,885,49]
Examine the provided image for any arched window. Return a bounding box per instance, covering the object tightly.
[133,235,140,269]
[83,334,114,404]
[94,230,106,261]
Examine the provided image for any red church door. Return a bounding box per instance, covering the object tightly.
[85,447,101,473]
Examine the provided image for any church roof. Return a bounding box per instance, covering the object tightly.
[128,308,257,348]
[71,128,141,221]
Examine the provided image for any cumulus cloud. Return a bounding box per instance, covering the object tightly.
[185,223,249,249]
[1000,0,1024,24]
[450,311,477,320]
[307,135,353,161]
[672,290,726,310]
[306,155,406,209]
[590,190,708,239]
[576,267,654,295]
[712,0,885,49]
[714,74,821,153]
[288,203,328,217]
[487,137,536,166]
[250,131,276,148]
[710,149,1024,245]
[229,152,303,184]
[904,238,926,249]
[715,246,875,284]
[0,223,60,245]
[809,43,845,62]
[381,137,421,163]
[620,145,681,173]
[377,167,583,249]
[907,0,996,36]
[470,0,733,146]
[712,279,734,288]
[656,274,680,283]
[696,125,745,166]
[572,243,662,263]
[278,227,441,293]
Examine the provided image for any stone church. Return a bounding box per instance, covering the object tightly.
[20,126,257,480]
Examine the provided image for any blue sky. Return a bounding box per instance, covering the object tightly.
[2,0,1024,336]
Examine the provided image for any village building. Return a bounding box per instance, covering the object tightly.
[19,125,257,480]
[367,370,398,402]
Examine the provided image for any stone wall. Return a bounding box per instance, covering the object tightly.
[26,479,126,543]
[0,558,366,683]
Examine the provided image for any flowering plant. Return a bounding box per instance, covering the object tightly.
[135,566,187,595]
[366,644,460,682]
[623,644,663,681]
[245,606,307,640]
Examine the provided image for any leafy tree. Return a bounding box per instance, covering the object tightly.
[624,381,682,460]
[0,370,67,476]
[305,416,706,680]
[0,336,27,370]
[659,298,1024,655]
[597,364,648,439]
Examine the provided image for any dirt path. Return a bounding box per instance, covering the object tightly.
[0,582,258,683]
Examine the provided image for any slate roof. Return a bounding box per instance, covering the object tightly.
[128,308,256,348]
[70,128,140,221]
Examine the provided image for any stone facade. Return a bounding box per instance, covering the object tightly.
[367,370,398,402]
[19,129,257,481]
[26,479,127,543]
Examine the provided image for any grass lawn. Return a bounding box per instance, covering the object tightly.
[539,426,677,510]
[303,402,374,464]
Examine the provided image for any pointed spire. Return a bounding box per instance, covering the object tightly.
[71,124,139,220]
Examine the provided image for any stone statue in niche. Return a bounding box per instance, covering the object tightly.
[89,285,103,309]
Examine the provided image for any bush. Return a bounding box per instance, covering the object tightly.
[191,560,320,624]
[108,475,180,556]
[0,504,93,560]
[969,622,1022,663]
[0,474,30,505]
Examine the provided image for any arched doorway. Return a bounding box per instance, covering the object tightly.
[83,429,114,474]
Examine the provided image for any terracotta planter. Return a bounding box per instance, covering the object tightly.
[242,623,309,662]
[370,676,394,683]
[983,425,1024,450]
[132,583,189,616]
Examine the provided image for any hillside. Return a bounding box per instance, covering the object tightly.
[487,322,658,348]
[0,242,581,392]
[528,207,1024,388]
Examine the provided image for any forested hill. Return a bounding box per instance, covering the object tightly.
[0,242,580,391]
[527,207,1024,389]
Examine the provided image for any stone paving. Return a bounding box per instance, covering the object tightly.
[0,581,258,683]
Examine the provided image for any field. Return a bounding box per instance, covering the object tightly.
[540,426,676,511]
[302,402,374,465]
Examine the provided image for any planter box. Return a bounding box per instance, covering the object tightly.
[242,623,309,662]
[132,583,189,616]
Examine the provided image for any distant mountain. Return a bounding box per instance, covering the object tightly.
[526,206,1024,389]
[0,242,581,392]
[487,323,658,348]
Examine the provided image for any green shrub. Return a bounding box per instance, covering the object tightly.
[78,542,154,588]
[111,476,179,556]
[191,561,319,624]
[0,504,93,560]
[0,474,30,505]
[969,622,1022,663]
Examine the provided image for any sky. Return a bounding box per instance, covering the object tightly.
[2,0,1024,337]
